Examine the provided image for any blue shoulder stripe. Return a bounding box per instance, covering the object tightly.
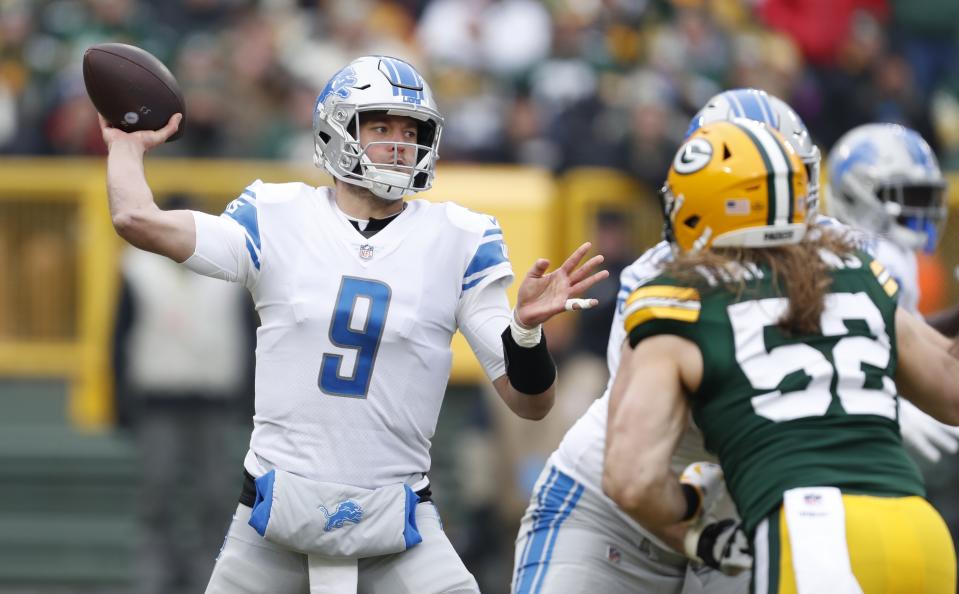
[225,188,261,270]
[464,239,508,279]
[244,238,261,270]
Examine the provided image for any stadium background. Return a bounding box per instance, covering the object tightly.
[0,0,957,592]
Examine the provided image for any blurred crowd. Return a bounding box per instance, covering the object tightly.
[2,0,959,195]
[2,1,959,591]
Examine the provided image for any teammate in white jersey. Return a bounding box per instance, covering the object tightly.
[511,89,959,594]
[826,123,959,462]
[99,55,606,594]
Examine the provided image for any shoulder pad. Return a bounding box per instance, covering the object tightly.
[249,181,316,204]
[623,283,701,336]
[617,241,674,313]
[442,202,501,235]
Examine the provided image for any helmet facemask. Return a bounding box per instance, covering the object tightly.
[827,123,948,253]
[877,180,947,252]
[315,106,441,201]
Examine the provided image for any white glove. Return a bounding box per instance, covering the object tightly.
[684,518,752,575]
[899,399,959,463]
[679,462,725,521]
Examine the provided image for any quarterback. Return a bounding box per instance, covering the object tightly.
[99,55,605,594]
[604,119,958,594]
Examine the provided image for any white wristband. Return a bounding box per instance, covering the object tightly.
[510,309,542,348]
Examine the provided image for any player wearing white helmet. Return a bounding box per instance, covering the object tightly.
[512,89,958,594]
[827,123,959,463]
[686,88,822,215]
[312,57,443,201]
[98,55,607,594]
[827,123,947,311]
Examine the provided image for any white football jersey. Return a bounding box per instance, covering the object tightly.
[871,236,919,314]
[815,215,920,313]
[185,181,513,489]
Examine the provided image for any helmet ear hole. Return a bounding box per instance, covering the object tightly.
[723,144,732,160]
[684,215,701,229]
[319,132,331,144]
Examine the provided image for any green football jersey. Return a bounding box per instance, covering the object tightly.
[623,249,924,535]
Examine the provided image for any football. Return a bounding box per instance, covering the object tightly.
[83,43,186,141]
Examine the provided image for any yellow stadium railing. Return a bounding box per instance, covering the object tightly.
[0,158,557,430]
[1,158,957,431]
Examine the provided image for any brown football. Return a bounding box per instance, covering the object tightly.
[83,43,186,141]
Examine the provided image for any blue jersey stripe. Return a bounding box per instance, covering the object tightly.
[225,188,261,270]
[464,239,508,279]
[244,238,261,270]
[483,228,503,237]
[225,195,260,251]
[462,276,486,291]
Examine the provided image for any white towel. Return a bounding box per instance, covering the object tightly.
[782,487,863,594]
[308,555,358,594]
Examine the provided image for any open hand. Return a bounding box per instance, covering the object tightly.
[515,242,608,328]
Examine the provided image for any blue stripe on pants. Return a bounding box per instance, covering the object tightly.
[514,469,583,594]
[513,467,559,593]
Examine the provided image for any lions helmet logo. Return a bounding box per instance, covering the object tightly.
[317,66,358,106]
[673,138,713,174]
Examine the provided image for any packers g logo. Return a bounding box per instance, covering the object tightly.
[673,138,713,175]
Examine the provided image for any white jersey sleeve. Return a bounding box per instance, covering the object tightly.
[456,276,511,380]
[455,209,513,294]
[607,240,674,375]
[184,180,264,289]
[452,206,514,380]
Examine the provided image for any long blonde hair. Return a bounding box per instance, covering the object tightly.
[665,230,858,336]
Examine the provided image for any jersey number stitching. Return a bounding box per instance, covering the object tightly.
[727,292,897,422]
[319,277,391,398]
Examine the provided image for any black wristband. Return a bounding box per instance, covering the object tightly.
[501,326,556,395]
[680,483,701,522]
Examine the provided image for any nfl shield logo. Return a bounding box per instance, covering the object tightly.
[359,244,374,260]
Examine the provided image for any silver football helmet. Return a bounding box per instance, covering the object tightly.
[827,123,947,253]
[686,88,822,215]
[313,56,444,200]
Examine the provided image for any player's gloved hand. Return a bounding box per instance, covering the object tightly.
[684,518,752,576]
[899,398,959,463]
[679,461,725,521]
